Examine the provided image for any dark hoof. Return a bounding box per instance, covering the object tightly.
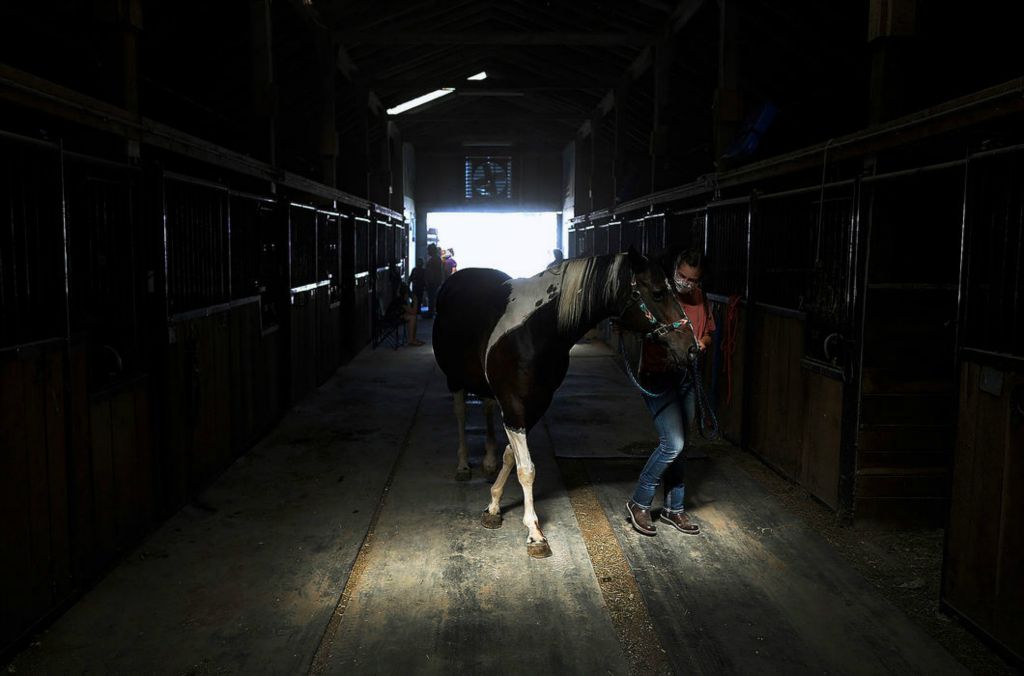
[527,540,552,559]
[454,467,471,482]
[481,511,503,529]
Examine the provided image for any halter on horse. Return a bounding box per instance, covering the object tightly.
[432,247,699,558]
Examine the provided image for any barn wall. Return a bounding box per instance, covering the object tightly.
[943,359,1023,663]
[415,148,563,212]
[570,88,1024,529]
[940,144,1024,662]
[0,126,404,659]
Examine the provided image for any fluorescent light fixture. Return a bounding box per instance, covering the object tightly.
[387,88,455,115]
[467,71,488,81]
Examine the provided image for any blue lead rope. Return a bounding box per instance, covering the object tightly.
[690,349,721,441]
[618,332,721,440]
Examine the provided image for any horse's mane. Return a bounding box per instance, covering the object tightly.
[556,254,625,333]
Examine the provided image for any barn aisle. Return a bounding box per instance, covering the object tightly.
[547,344,968,675]
[10,330,967,675]
[9,340,436,674]
[312,346,629,675]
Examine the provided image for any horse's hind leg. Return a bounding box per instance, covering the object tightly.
[506,427,551,558]
[482,398,500,479]
[481,443,515,529]
[453,389,471,481]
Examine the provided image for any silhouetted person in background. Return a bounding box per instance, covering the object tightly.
[409,258,425,313]
[424,244,445,317]
[444,248,458,277]
[548,248,565,269]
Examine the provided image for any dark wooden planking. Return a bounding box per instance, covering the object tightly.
[854,473,948,498]
[944,363,1024,659]
[799,370,841,509]
[860,393,955,425]
[24,351,54,618]
[994,371,1023,656]
[255,329,281,436]
[862,367,956,394]
[89,398,115,565]
[162,330,189,512]
[44,349,71,598]
[859,450,952,470]
[211,314,232,472]
[317,291,341,384]
[747,311,804,481]
[290,292,319,402]
[854,497,949,525]
[68,344,95,579]
[0,357,32,637]
[110,387,138,545]
[228,306,255,454]
[943,362,1002,630]
[858,424,952,452]
[133,381,154,528]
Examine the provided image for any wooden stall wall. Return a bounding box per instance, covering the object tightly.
[942,146,1024,664]
[855,169,963,524]
[1,116,393,663]
[228,195,283,451]
[944,360,1023,663]
[317,210,342,383]
[350,216,372,353]
[288,204,320,403]
[0,344,73,651]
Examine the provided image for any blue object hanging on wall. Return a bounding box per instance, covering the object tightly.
[721,101,779,160]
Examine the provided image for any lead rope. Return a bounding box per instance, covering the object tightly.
[690,349,720,441]
[618,331,673,398]
[618,329,721,441]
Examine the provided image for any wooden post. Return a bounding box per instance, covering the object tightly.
[95,0,142,158]
[574,134,592,216]
[651,37,675,191]
[613,84,628,205]
[318,50,338,188]
[713,0,741,170]
[250,0,276,168]
[867,0,918,123]
[387,121,403,213]
[590,112,604,210]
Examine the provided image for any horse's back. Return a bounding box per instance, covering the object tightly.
[433,268,512,394]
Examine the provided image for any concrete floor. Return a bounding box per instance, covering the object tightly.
[10,322,967,675]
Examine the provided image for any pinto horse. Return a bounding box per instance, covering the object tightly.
[432,247,700,558]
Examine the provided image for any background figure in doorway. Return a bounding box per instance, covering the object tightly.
[444,248,458,277]
[548,248,565,269]
[409,258,425,314]
[424,243,445,317]
[385,282,424,347]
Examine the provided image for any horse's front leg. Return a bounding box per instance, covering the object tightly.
[481,443,515,529]
[482,397,500,479]
[453,389,471,481]
[507,427,551,558]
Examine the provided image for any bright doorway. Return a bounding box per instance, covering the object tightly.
[426,212,560,279]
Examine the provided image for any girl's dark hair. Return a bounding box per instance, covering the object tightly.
[675,248,706,270]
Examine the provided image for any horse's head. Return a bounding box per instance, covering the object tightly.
[617,247,700,367]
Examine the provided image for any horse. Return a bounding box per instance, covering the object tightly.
[432,247,700,558]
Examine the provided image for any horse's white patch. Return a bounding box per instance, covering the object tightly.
[484,265,565,373]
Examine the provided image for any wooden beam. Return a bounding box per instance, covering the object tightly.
[250,0,276,166]
[577,0,705,138]
[333,32,657,46]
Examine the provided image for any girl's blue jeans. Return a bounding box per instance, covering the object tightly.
[630,378,696,513]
